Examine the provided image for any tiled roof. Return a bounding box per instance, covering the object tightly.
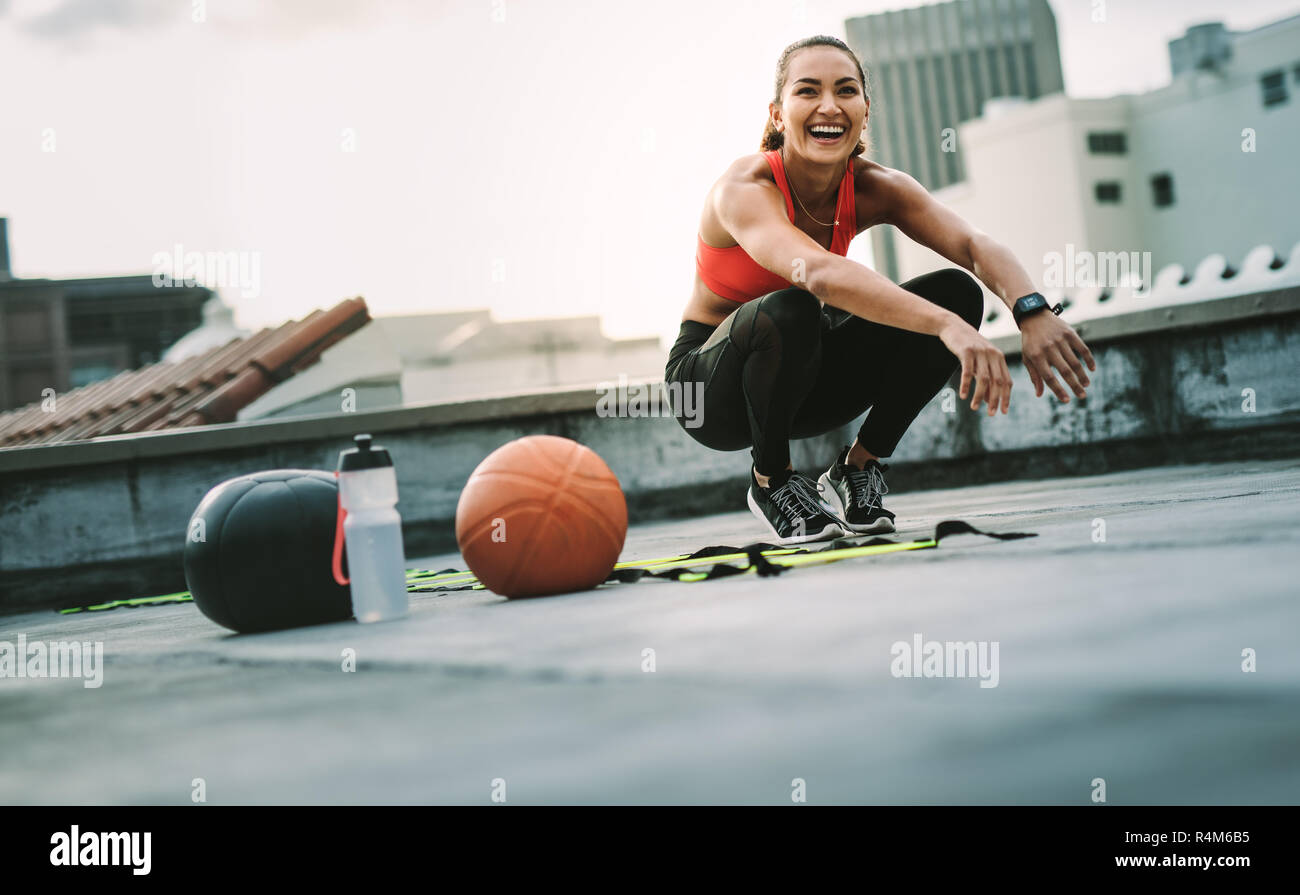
[0,297,370,448]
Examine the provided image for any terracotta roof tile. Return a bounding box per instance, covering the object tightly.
[0,297,370,447]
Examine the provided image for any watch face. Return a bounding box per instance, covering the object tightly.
[1014,293,1047,322]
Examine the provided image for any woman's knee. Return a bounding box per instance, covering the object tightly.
[931,269,985,330]
[751,287,822,337]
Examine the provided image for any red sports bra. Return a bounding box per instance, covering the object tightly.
[696,149,856,303]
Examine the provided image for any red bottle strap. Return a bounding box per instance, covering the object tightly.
[332,479,349,586]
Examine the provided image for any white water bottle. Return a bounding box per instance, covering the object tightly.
[336,434,409,623]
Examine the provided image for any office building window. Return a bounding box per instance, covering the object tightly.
[4,305,50,346]
[934,56,959,183]
[1087,131,1127,154]
[1094,182,1122,204]
[951,52,970,121]
[10,365,55,406]
[1151,173,1175,208]
[985,46,1003,96]
[1260,69,1287,107]
[967,49,984,106]
[1022,43,1039,98]
[897,61,919,178]
[933,56,951,129]
[71,364,121,389]
[888,64,906,165]
[916,59,940,187]
[879,62,902,165]
[1003,45,1021,95]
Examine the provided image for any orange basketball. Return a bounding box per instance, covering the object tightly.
[455,435,628,598]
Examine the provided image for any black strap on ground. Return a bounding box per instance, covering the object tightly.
[605,519,1036,584]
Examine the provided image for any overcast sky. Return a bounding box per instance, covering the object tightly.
[2,0,1298,349]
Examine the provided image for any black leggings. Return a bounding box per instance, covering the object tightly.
[664,268,985,475]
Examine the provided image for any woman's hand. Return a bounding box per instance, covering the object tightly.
[1019,312,1096,402]
[939,318,1013,416]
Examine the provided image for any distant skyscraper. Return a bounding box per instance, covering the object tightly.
[885,11,1300,320]
[844,0,1065,279]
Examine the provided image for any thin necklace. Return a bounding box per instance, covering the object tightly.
[781,145,839,228]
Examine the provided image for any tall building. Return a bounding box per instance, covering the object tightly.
[0,219,212,412]
[844,0,1065,279]
[887,12,1300,324]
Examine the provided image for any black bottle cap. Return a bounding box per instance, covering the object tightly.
[337,433,393,472]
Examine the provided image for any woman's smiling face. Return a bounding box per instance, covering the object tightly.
[771,45,869,162]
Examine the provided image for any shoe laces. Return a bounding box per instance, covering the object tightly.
[844,461,890,509]
[769,473,829,521]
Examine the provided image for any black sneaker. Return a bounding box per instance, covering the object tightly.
[746,467,844,545]
[818,446,896,534]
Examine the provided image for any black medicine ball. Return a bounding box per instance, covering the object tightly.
[184,469,353,633]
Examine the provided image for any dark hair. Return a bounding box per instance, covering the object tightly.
[760,35,871,157]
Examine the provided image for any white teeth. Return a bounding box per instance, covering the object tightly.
[810,126,845,138]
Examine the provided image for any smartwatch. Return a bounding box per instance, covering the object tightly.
[1012,292,1064,326]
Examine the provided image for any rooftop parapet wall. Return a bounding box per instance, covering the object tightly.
[2,285,1298,611]
[981,241,1300,339]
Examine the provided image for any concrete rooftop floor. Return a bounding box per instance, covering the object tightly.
[2,457,1299,805]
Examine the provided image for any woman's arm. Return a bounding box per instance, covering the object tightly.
[715,169,1014,415]
[714,176,960,335]
[884,170,1096,402]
